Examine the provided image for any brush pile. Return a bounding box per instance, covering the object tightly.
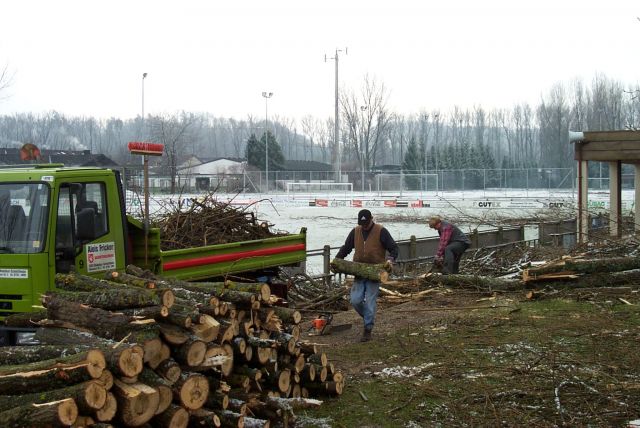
[1,265,344,428]
[152,194,285,251]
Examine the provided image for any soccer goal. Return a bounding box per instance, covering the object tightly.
[285,181,354,194]
[375,173,439,193]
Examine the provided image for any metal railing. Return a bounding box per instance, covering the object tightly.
[304,217,614,283]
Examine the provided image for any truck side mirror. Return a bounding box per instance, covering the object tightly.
[76,208,96,241]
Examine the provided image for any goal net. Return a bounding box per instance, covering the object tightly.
[375,173,439,192]
[285,181,354,194]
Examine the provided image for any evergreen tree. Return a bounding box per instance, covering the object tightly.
[245,131,286,171]
[402,137,422,189]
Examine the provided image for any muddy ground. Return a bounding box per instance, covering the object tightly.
[295,285,640,428]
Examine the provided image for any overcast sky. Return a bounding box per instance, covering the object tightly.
[0,0,639,122]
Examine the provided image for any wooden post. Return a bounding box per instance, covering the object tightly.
[609,160,622,237]
[635,164,640,234]
[409,235,417,259]
[578,160,589,243]
[471,229,479,248]
[323,245,331,288]
[497,227,504,245]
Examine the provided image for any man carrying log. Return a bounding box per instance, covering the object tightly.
[335,209,398,342]
[428,215,470,274]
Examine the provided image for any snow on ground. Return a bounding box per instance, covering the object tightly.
[127,188,636,274]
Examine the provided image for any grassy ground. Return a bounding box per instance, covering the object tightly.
[296,294,640,427]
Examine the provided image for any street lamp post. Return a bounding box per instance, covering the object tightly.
[262,91,273,192]
[141,72,149,266]
[360,105,367,193]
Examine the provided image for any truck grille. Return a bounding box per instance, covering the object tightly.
[0,302,13,310]
[0,294,21,300]
[0,311,14,317]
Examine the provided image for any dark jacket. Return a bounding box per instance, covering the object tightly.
[436,220,470,259]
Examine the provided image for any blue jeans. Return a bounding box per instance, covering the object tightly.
[350,278,380,330]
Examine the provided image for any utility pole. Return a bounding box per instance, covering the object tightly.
[326,48,347,182]
[262,91,273,192]
[421,113,428,190]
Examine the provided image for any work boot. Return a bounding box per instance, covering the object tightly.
[359,328,372,342]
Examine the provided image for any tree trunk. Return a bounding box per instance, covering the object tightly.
[154,359,181,384]
[172,372,209,411]
[138,369,173,415]
[104,344,144,378]
[0,380,106,413]
[271,307,302,325]
[244,416,270,428]
[173,338,206,367]
[218,410,244,428]
[420,273,520,290]
[112,379,159,427]
[55,272,126,292]
[524,257,640,279]
[3,309,48,327]
[42,295,138,340]
[95,391,117,422]
[191,314,220,343]
[0,344,91,365]
[151,403,189,428]
[105,270,157,289]
[188,408,221,427]
[330,258,391,282]
[47,289,160,310]
[0,398,78,428]
[0,349,105,394]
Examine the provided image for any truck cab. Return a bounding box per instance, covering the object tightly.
[0,166,129,336]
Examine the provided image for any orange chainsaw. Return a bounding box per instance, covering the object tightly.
[308,313,352,336]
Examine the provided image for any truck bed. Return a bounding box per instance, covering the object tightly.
[127,216,306,280]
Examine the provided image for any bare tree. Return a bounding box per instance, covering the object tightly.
[341,75,392,171]
[0,64,13,101]
[149,112,198,193]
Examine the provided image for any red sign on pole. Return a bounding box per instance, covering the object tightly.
[128,141,164,156]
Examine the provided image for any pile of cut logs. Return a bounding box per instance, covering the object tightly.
[0,265,344,427]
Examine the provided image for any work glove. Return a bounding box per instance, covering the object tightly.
[433,257,443,267]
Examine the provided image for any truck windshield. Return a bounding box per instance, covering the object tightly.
[0,183,50,254]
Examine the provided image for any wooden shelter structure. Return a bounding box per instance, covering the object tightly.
[570,130,640,242]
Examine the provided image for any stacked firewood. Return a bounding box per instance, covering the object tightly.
[0,266,344,427]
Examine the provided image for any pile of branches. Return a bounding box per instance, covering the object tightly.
[2,266,344,427]
[153,193,285,250]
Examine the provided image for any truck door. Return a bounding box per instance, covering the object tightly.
[55,182,121,275]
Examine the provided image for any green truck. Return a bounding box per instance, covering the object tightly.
[0,164,307,344]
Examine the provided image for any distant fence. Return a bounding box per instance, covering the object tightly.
[123,167,587,195]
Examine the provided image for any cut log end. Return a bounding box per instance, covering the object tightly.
[95,392,117,422]
[86,349,107,379]
[84,381,108,410]
[119,345,145,377]
[53,398,79,426]
[177,374,209,410]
